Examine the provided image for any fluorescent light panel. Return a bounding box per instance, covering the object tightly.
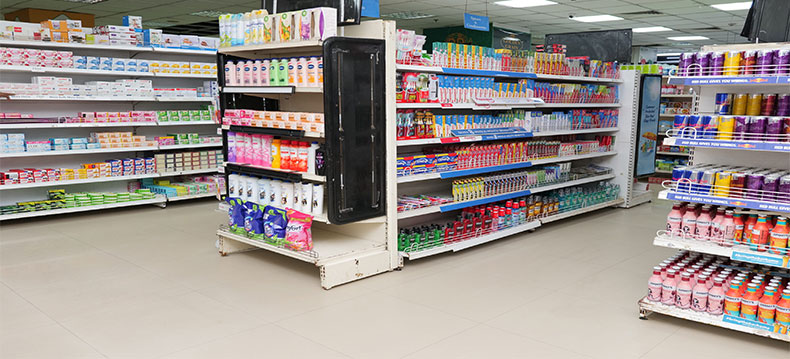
[632,26,672,33]
[570,15,623,23]
[494,0,557,8]
[668,36,710,41]
[711,2,752,11]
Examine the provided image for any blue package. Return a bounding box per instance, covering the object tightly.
[263,205,288,245]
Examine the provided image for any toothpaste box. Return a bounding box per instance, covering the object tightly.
[198,36,218,50]
[180,35,199,49]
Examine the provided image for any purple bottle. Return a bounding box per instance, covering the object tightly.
[756,49,774,75]
[710,52,725,76]
[773,48,789,75]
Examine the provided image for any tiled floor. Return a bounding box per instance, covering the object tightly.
[1,200,788,358]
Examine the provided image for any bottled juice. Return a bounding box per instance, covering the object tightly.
[681,204,697,239]
[666,203,683,236]
[711,208,725,240]
[776,289,790,334]
[691,274,709,312]
[743,214,758,244]
[708,278,726,315]
[769,216,789,255]
[758,286,778,324]
[723,280,743,316]
[676,273,693,309]
[648,266,663,302]
[696,207,712,240]
[749,215,772,252]
[661,269,678,305]
[720,210,736,247]
[740,283,760,320]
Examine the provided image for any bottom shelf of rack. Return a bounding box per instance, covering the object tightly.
[166,191,225,202]
[0,196,167,220]
[638,297,790,342]
[540,198,624,224]
[400,220,541,260]
[217,226,385,265]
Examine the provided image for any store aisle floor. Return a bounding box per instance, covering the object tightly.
[1,200,788,358]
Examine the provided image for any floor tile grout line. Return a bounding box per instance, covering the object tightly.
[273,322,356,359]
[480,320,595,358]
[153,323,273,359]
[397,323,485,359]
[0,281,110,359]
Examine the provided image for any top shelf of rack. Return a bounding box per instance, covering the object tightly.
[217,41,323,58]
[395,64,623,83]
[667,75,790,86]
[0,39,217,56]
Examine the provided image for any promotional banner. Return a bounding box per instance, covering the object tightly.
[634,74,661,177]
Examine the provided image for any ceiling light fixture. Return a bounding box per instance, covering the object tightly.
[668,36,710,41]
[190,10,227,18]
[494,0,557,8]
[710,2,753,11]
[570,15,623,23]
[632,26,673,33]
[381,11,436,20]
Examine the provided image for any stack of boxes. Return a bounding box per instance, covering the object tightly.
[91,131,158,149]
[0,77,155,98]
[0,47,73,67]
[94,25,138,47]
[77,111,158,123]
[156,109,213,122]
[223,109,325,133]
[39,20,83,43]
[154,150,222,173]
[149,61,216,75]
[1,134,26,153]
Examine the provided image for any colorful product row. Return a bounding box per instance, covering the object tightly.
[222,109,325,133]
[670,164,790,203]
[226,133,321,174]
[227,174,323,217]
[646,251,790,332]
[715,93,789,117]
[666,203,789,255]
[451,164,570,202]
[223,57,322,87]
[677,48,790,77]
[0,189,157,215]
[219,7,337,47]
[226,198,314,252]
[673,114,790,142]
[141,175,222,197]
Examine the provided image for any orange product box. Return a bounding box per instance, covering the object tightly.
[132,135,145,142]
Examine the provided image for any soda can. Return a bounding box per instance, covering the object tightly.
[732,93,748,115]
[732,116,748,141]
[703,115,719,139]
[673,114,688,132]
[686,115,702,138]
[761,93,777,116]
[730,172,746,198]
[763,173,781,202]
[717,115,734,140]
[672,166,686,182]
[713,172,732,197]
[697,169,717,195]
[715,93,731,115]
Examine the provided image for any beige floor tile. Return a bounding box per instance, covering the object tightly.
[0,231,98,268]
[277,293,476,359]
[486,292,680,359]
[403,324,592,359]
[160,324,349,358]
[60,291,265,358]
[0,283,55,337]
[0,323,103,359]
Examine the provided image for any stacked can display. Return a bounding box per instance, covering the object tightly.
[677,47,790,77]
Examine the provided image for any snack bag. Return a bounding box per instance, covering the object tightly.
[228,198,247,234]
[263,205,288,245]
[285,209,313,251]
[244,202,264,239]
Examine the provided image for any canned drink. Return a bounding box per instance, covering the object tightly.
[673,114,688,133]
[686,115,702,138]
[717,115,734,140]
[747,116,767,141]
[732,93,748,115]
[703,115,719,139]
[761,93,777,116]
[697,169,717,195]
[779,174,790,204]
[745,173,765,200]
[746,94,762,116]
[672,166,687,182]
[715,93,732,115]
[763,173,781,202]
[724,51,741,76]
[730,172,746,198]
[714,172,732,197]
[732,116,748,140]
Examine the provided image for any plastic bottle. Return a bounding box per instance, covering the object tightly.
[681,204,697,239]
[720,210,736,247]
[661,269,678,306]
[749,215,772,252]
[723,280,743,316]
[647,266,664,302]
[666,203,683,236]
[261,59,270,86]
[225,61,238,86]
[676,272,693,309]
[307,142,319,174]
[312,184,324,216]
[695,206,712,240]
[270,139,281,169]
[769,216,789,255]
[758,286,778,324]
[707,277,726,315]
[733,213,745,244]
[691,274,709,312]
[280,140,291,170]
[743,213,758,244]
[741,283,761,320]
[776,289,790,333]
[711,208,726,240]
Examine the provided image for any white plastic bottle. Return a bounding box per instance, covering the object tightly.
[261,59,270,86]
[307,142,319,174]
[224,60,237,86]
[292,181,302,211]
[281,181,293,208]
[301,183,313,214]
[257,178,269,205]
[312,184,324,215]
[246,176,258,204]
[269,180,282,206]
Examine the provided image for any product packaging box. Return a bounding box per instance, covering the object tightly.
[180,35,199,49]
[122,16,143,29]
[162,34,180,48]
[143,29,163,47]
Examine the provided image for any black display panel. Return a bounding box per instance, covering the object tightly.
[322,37,386,223]
[545,29,632,63]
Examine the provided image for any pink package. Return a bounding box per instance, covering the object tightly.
[236,133,249,163]
[261,135,273,167]
[285,209,313,251]
[251,134,263,166]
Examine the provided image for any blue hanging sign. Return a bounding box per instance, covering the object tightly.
[464,13,489,32]
[361,0,380,18]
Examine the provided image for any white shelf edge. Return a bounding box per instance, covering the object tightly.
[396,127,619,146]
[0,146,159,158]
[539,198,624,224]
[401,220,542,260]
[656,151,689,156]
[217,40,323,54]
[223,162,326,182]
[0,65,216,79]
[0,121,217,129]
[395,102,620,110]
[652,234,790,269]
[167,191,224,202]
[0,196,166,221]
[158,143,222,150]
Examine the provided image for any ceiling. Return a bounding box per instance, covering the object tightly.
[1,0,754,52]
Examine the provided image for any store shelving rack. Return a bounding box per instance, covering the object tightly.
[214,20,399,289]
[654,76,695,176]
[0,35,223,215]
[640,42,790,342]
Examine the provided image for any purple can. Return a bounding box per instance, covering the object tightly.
[679,53,693,76]
[783,117,790,142]
[766,117,783,141]
[747,116,767,140]
[777,94,790,116]
[710,52,725,76]
[756,49,774,75]
[696,52,710,76]
[745,172,765,199]
[763,173,781,202]
[779,174,790,203]
[733,116,748,140]
[773,48,790,75]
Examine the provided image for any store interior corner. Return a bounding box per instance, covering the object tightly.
[1,1,789,358]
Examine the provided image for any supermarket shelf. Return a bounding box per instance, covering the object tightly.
[638,297,789,342]
[151,47,217,55]
[397,151,617,183]
[155,97,213,102]
[394,102,619,110]
[154,121,218,126]
[0,121,216,129]
[653,233,790,269]
[535,73,623,83]
[0,65,216,78]
[0,146,159,158]
[667,75,790,86]
[0,196,167,221]
[166,191,223,202]
[539,198,624,224]
[217,226,384,265]
[221,86,322,94]
[1,96,212,102]
[394,64,444,73]
[223,125,323,138]
[223,162,325,183]
[217,41,323,56]
[397,127,619,146]
[658,189,790,213]
[400,220,541,260]
[394,64,623,83]
[660,94,695,98]
[0,168,221,191]
[663,137,790,153]
[158,143,222,150]
[0,39,151,52]
[397,173,615,219]
[656,151,690,156]
[540,103,620,108]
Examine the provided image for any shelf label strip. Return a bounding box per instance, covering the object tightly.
[439,189,532,212]
[731,251,789,268]
[438,161,533,179]
[722,315,775,332]
[668,138,790,152]
[663,192,790,212]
